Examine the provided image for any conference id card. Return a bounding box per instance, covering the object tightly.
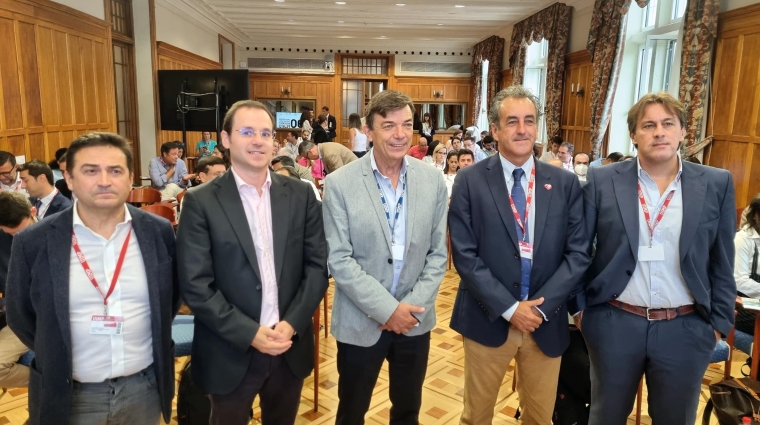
[638,245,665,262]
[392,244,405,261]
[519,241,533,260]
[90,315,124,335]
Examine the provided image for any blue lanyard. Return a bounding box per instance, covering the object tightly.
[374,172,406,245]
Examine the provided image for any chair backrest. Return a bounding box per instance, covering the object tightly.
[140,204,176,224]
[127,188,162,205]
[176,190,186,208]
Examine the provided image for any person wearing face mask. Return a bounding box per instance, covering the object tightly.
[573,152,590,184]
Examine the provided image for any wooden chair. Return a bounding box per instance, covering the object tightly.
[140,204,176,226]
[127,187,161,206]
[176,190,187,212]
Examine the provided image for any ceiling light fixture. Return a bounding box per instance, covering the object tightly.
[274,0,284,2]
[338,20,345,23]
[437,23,443,25]
[335,1,346,4]
[396,3,406,5]
[455,4,465,7]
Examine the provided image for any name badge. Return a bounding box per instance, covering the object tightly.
[392,244,405,261]
[519,241,533,260]
[90,315,124,335]
[638,245,665,262]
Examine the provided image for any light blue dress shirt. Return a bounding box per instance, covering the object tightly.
[148,157,191,190]
[370,150,408,297]
[618,158,693,308]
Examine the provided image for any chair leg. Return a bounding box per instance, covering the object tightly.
[313,307,320,412]
[323,292,329,339]
[726,326,735,380]
[635,378,643,425]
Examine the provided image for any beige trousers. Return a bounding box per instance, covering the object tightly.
[460,325,561,425]
[159,183,184,201]
[0,326,30,388]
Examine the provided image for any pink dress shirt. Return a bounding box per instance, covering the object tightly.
[231,167,280,327]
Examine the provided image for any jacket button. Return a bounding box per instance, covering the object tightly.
[612,294,618,298]
[626,270,632,276]
[388,259,393,264]
[514,254,519,259]
[256,284,262,290]
[513,283,519,288]
[66,379,71,384]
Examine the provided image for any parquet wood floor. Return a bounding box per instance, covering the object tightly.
[0,268,742,424]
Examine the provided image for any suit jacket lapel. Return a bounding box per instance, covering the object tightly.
[215,172,262,282]
[48,209,74,356]
[362,157,393,254]
[270,174,290,285]
[612,161,640,259]
[130,207,163,352]
[532,161,552,254]
[679,163,707,260]
[485,155,519,251]
[404,161,416,256]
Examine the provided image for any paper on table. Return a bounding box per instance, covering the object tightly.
[741,297,760,311]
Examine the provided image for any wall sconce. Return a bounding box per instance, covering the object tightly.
[433,90,444,99]
[570,83,585,98]
[281,87,291,95]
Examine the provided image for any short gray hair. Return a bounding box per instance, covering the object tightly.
[488,85,543,128]
[299,141,316,157]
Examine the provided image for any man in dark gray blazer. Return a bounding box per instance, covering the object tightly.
[6,133,180,425]
[178,100,327,425]
[324,90,448,424]
[448,86,590,424]
[569,93,736,424]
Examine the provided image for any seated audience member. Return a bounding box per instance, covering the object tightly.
[407,136,428,160]
[590,151,624,167]
[54,152,73,200]
[194,156,227,186]
[0,191,35,390]
[196,131,217,158]
[48,148,68,182]
[463,136,487,163]
[735,195,760,335]
[0,151,26,196]
[451,137,463,152]
[548,158,565,168]
[558,142,575,171]
[149,141,195,200]
[540,135,562,162]
[312,114,331,144]
[272,155,314,183]
[274,165,321,201]
[573,152,590,182]
[482,136,497,157]
[299,141,357,175]
[444,151,459,198]
[457,148,474,170]
[621,155,635,161]
[175,142,186,160]
[422,141,440,164]
[18,160,72,219]
[300,129,311,144]
[272,139,281,157]
[278,131,300,160]
[428,143,447,170]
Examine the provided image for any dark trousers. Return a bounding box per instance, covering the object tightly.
[209,350,303,425]
[583,303,715,425]
[336,331,430,425]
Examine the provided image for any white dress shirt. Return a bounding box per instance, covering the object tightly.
[499,155,546,321]
[36,188,58,219]
[1,174,28,196]
[618,159,694,308]
[231,167,280,327]
[735,227,760,298]
[69,203,153,382]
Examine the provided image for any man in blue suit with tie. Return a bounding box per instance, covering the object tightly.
[449,85,590,424]
[570,92,736,424]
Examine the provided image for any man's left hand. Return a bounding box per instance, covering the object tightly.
[273,321,296,343]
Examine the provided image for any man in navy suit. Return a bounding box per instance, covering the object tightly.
[18,159,72,219]
[569,92,736,424]
[449,86,590,424]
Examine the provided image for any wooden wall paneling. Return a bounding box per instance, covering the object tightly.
[501,69,513,89]
[706,3,760,208]
[0,0,115,162]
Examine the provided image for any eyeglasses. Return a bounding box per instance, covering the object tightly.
[436,151,447,155]
[0,164,17,178]
[235,127,274,141]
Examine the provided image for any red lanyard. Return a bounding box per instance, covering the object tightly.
[637,181,678,247]
[508,166,536,241]
[72,227,132,315]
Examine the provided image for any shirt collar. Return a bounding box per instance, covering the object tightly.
[370,148,408,179]
[499,153,534,179]
[230,166,272,192]
[72,200,132,233]
[39,187,58,206]
[1,174,22,190]
[637,156,683,185]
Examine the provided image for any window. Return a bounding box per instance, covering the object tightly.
[523,39,548,142]
[634,36,678,100]
[672,0,687,21]
[341,57,388,75]
[642,0,658,28]
[109,0,133,37]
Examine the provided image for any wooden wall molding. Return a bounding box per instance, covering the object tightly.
[156,42,222,70]
[565,49,592,65]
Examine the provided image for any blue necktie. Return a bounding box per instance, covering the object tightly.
[34,199,42,218]
[511,168,531,300]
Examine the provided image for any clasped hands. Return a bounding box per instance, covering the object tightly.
[511,297,545,334]
[251,320,295,356]
[378,303,425,334]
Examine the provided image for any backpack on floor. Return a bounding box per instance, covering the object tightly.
[703,377,760,425]
[176,361,211,425]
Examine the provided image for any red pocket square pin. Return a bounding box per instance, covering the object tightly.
[544,184,552,190]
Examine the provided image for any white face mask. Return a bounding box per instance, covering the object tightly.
[574,164,588,176]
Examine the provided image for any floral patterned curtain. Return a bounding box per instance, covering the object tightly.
[507,3,571,139]
[678,0,720,151]
[587,0,650,158]
[471,35,505,126]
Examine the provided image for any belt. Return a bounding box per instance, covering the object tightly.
[607,300,696,321]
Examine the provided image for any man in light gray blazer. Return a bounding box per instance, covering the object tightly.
[323,90,448,425]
